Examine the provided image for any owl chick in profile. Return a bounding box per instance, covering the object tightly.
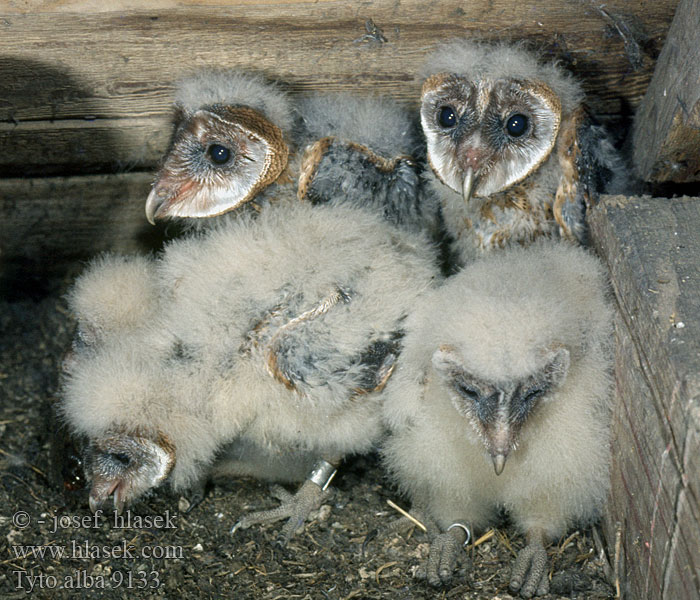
[420,39,624,267]
[145,69,295,225]
[381,242,613,597]
[146,69,440,240]
[63,207,439,542]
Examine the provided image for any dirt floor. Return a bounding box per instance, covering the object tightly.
[0,284,616,599]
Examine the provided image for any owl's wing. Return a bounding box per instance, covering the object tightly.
[294,94,441,238]
[248,286,404,398]
[555,106,623,244]
[298,137,433,234]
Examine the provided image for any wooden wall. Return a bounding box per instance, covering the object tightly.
[0,0,679,284]
[633,0,700,183]
[0,0,677,176]
[590,196,700,600]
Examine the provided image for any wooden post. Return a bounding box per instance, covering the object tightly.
[589,195,700,600]
[632,0,700,183]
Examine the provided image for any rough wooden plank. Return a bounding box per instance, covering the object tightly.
[0,118,170,176]
[0,1,677,173]
[0,173,163,295]
[608,311,683,599]
[590,195,700,600]
[664,422,700,598]
[632,0,700,183]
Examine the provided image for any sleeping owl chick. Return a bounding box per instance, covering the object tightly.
[55,252,162,497]
[420,39,625,267]
[61,202,439,542]
[382,241,613,597]
[146,69,441,241]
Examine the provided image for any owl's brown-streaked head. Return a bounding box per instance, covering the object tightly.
[420,40,583,203]
[146,70,293,224]
[86,431,175,513]
[432,344,570,475]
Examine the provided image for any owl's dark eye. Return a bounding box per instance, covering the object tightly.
[207,144,232,165]
[438,106,457,128]
[455,380,480,401]
[505,113,529,137]
[106,452,131,467]
[522,387,545,404]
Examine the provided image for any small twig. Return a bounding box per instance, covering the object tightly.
[591,525,615,585]
[468,528,496,549]
[375,561,398,585]
[557,529,580,554]
[614,522,623,599]
[497,528,516,557]
[386,499,427,532]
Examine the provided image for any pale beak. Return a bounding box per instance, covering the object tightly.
[145,187,167,226]
[88,478,120,513]
[462,167,477,203]
[492,453,506,476]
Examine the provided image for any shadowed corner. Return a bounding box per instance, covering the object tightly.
[0,56,124,301]
[0,57,166,506]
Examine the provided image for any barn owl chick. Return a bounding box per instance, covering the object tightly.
[420,39,624,267]
[146,69,440,240]
[61,203,439,542]
[145,69,295,224]
[382,241,613,597]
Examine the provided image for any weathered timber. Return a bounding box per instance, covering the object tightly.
[590,195,700,600]
[0,173,164,295]
[632,0,700,183]
[0,0,676,174]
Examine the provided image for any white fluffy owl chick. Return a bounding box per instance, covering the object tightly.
[420,39,625,267]
[146,69,441,241]
[382,241,613,597]
[61,202,439,541]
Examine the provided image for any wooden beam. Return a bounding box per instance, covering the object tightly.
[0,173,165,295]
[589,195,700,600]
[632,0,700,183]
[0,1,677,174]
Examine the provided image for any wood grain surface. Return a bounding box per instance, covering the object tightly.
[633,0,700,183]
[0,0,677,174]
[590,195,700,600]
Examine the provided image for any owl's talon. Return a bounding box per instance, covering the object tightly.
[509,540,549,598]
[422,528,465,587]
[231,479,330,541]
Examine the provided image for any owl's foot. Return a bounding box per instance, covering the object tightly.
[509,529,549,598]
[231,460,337,545]
[416,522,470,587]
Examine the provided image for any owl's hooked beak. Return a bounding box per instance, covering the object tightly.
[462,167,478,203]
[492,453,507,476]
[145,178,200,225]
[145,186,167,225]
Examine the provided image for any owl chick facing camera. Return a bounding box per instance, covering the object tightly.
[420,39,627,268]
